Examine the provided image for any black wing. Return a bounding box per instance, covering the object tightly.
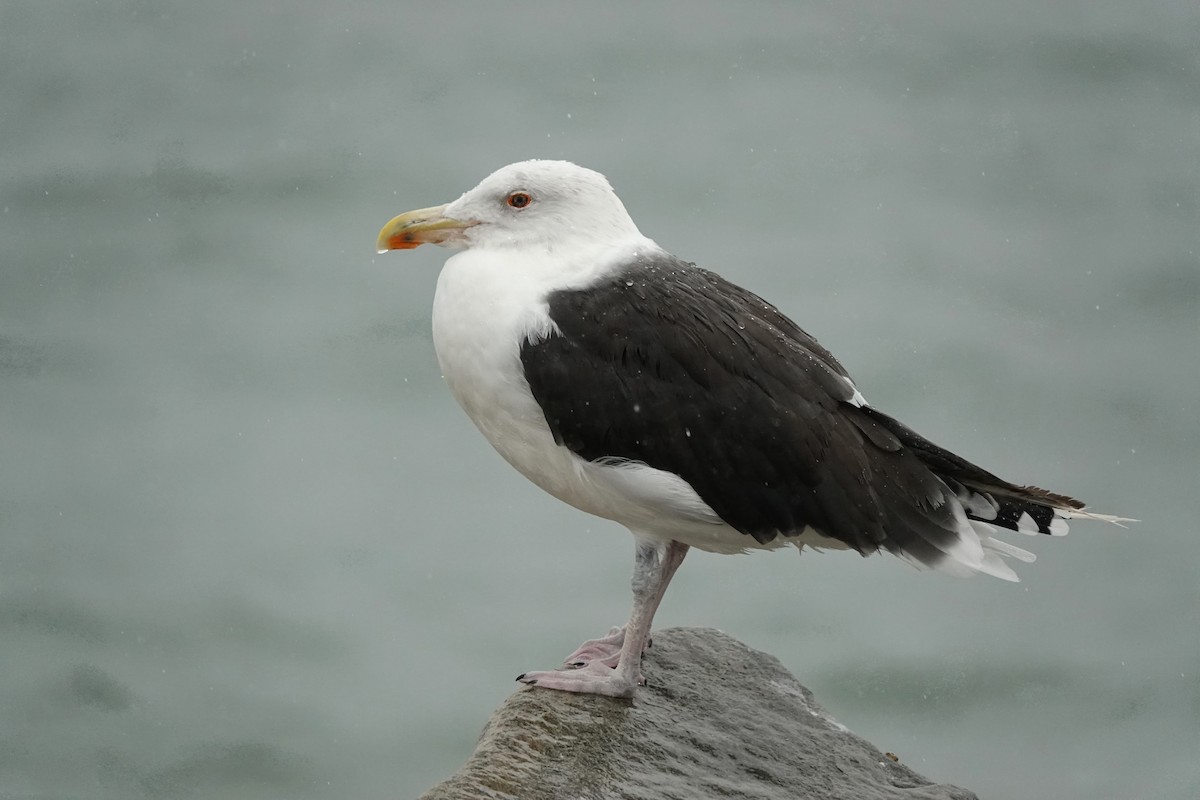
[519,253,1075,565]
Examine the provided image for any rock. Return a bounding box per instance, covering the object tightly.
[418,627,977,800]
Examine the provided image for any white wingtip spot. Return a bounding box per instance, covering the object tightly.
[956,485,999,520]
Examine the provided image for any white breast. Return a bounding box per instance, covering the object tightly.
[430,242,621,520]
[431,236,655,441]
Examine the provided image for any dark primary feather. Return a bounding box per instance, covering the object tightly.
[854,405,1083,534]
[519,253,1078,563]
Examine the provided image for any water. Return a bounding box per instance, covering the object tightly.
[2,2,1196,798]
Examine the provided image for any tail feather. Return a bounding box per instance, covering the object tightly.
[951,479,1134,536]
[953,481,1073,536]
[856,406,1132,557]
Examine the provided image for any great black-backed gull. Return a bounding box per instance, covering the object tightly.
[375,159,1126,698]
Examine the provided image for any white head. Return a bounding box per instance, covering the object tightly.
[376,160,644,255]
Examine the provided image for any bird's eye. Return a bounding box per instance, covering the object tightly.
[506,191,532,209]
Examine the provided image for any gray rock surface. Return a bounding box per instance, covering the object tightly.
[419,627,977,800]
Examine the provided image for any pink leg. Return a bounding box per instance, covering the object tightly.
[517,539,689,698]
[561,624,658,669]
[562,626,626,669]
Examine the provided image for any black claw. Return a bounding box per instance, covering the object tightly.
[516,673,525,681]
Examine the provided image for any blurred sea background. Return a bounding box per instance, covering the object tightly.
[2,2,1197,798]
